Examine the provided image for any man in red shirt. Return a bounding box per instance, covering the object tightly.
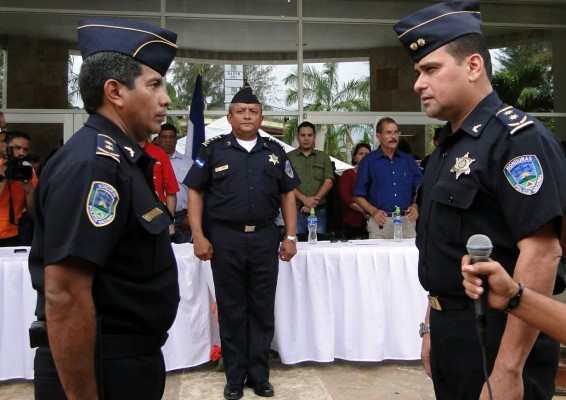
[139,140,179,236]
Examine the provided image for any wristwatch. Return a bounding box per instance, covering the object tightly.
[284,235,297,243]
[419,322,430,338]
[504,283,525,314]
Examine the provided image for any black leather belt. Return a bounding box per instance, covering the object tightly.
[218,221,274,233]
[174,210,187,218]
[428,295,474,311]
[33,328,168,359]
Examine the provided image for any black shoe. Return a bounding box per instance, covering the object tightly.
[224,384,243,400]
[246,381,274,397]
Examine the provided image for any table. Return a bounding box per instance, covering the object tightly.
[273,240,428,363]
[0,239,428,381]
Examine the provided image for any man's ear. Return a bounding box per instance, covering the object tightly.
[467,53,484,82]
[103,79,126,107]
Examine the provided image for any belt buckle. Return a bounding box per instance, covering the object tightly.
[244,225,256,233]
[428,295,443,311]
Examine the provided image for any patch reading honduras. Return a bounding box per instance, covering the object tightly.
[195,157,205,168]
[503,155,543,195]
[285,160,294,178]
[86,181,119,226]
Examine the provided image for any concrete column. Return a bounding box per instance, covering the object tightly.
[369,46,424,158]
[5,37,69,160]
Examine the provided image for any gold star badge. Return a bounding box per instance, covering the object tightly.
[450,152,475,179]
[268,154,279,165]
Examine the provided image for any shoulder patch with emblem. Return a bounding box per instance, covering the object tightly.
[496,105,534,135]
[203,135,224,147]
[285,160,294,178]
[86,181,119,226]
[503,155,543,195]
[96,134,120,163]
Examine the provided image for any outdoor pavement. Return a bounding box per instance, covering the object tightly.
[2,358,566,400]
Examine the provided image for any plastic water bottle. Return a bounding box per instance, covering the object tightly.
[307,207,318,244]
[393,206,403,241]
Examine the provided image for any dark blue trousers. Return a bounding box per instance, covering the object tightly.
[210,223,280,386]
[429,308,558,400]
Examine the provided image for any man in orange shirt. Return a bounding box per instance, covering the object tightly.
[0,130,37,246]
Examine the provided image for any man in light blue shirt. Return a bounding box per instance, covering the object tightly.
[158,123,192,243]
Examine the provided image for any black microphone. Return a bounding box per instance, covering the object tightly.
[466,234,493,345]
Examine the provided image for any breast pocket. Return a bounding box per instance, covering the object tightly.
[133,184,171,235]
[211,165,236,195]
[430,180,478,244]
[312,163,325,180]
[265,165,282,193]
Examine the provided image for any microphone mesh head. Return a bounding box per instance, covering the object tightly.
[466,234,493,257]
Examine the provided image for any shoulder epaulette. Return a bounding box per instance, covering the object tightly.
[203,134,225,147]
[495,105,534,135]
[96,133,120,163]
[265,136,285,150]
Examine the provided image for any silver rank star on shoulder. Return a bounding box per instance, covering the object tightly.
[450,152,475,179]
[268,154,279,165]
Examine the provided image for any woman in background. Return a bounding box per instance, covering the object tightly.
[339,143,371,239]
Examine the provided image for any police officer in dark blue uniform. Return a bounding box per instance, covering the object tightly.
[186,86,299,400]
[28,19,180,399]
[394,2,566,399]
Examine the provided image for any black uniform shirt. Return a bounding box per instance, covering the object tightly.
[185,133,300,224]
[417,91,566,297]
[29,113,179,336]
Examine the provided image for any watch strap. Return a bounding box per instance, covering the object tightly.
[419,322,430,338]
[504,283,524,314]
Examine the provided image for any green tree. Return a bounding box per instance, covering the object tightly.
[492,42,553,129]
[68,55,81,109]
[282,63,370,160]
[168,63,224,110]
[168,63,276,111]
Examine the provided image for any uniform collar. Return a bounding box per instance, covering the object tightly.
[456,91,503,138]
[224,132,266,152]
[86,113,146,163]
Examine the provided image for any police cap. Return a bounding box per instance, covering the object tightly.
[393,1,483,63]
[77,19,178,76]
[230,86,260,104]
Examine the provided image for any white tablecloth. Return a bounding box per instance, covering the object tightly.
[0,239,428,381]
[273,239,428,363]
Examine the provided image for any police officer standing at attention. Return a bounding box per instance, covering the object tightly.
[394,2,566,399]
[186,85,299,400]
[28,19,180,399]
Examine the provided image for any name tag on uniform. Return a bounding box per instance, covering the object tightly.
[215,165,229,172]
[142,207,163,222]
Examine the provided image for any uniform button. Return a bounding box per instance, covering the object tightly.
[250,187,254,190]
[448,196,454,203]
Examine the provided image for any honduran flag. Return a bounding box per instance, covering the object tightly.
[185,74,205,160]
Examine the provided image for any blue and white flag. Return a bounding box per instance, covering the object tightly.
[185,74,205,160]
